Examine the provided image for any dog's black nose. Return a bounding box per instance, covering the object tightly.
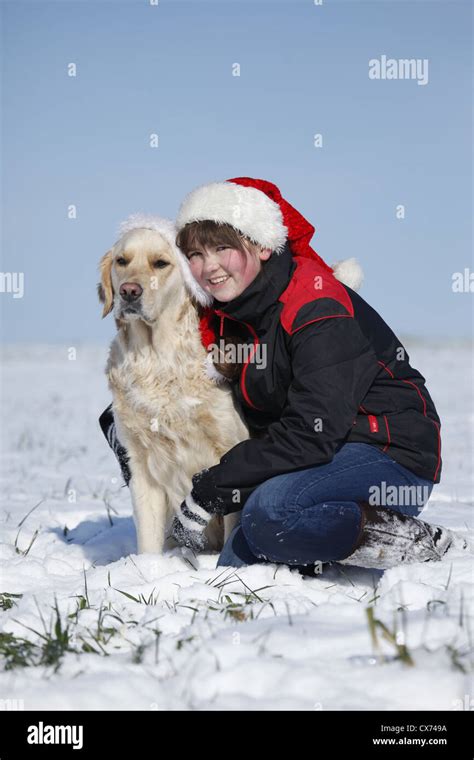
[120,282,143,302]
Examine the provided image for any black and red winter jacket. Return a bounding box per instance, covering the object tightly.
[100,239,442,518]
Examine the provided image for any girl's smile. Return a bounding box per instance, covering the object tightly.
[207,273,231,287]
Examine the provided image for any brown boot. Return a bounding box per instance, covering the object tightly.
[338,501,471,570]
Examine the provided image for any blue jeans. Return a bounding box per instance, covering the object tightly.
[217,443,434,568]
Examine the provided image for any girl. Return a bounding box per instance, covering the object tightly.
[100,177,468,570]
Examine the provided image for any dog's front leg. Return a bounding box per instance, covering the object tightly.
[129,457,168,555]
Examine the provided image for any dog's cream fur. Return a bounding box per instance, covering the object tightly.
[98,225,249,555]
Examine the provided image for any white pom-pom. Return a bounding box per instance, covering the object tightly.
[331,257,364,291]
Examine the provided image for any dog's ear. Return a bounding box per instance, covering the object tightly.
[98,249,114,318]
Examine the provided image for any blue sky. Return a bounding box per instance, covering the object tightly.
[1,0,472,344]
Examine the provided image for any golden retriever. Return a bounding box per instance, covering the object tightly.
[98,216,249,555]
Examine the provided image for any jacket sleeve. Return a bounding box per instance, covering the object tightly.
[98,404,131,486]
[189,313,380,516]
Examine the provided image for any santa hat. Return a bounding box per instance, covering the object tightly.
[117,213,212,306]
[176,177,363,290]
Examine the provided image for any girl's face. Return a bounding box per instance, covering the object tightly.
[185,240,272,302]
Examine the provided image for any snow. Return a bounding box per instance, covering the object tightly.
[0,341,472,711]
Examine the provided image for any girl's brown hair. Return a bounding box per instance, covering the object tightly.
[176,220,265,380]
[176,219,261,260]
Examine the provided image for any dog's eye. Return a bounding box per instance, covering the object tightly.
[116,257,128,266]
[153,260,169,269]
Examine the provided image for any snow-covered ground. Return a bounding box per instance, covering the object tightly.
[0,341,472,711]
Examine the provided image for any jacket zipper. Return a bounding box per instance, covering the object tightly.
[214,309,263,411]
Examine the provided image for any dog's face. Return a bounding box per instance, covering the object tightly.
[98,228,184,324]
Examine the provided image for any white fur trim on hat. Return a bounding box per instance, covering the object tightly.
[176,181,288,253]
[331,257,364,292]
[117,213,212,307]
